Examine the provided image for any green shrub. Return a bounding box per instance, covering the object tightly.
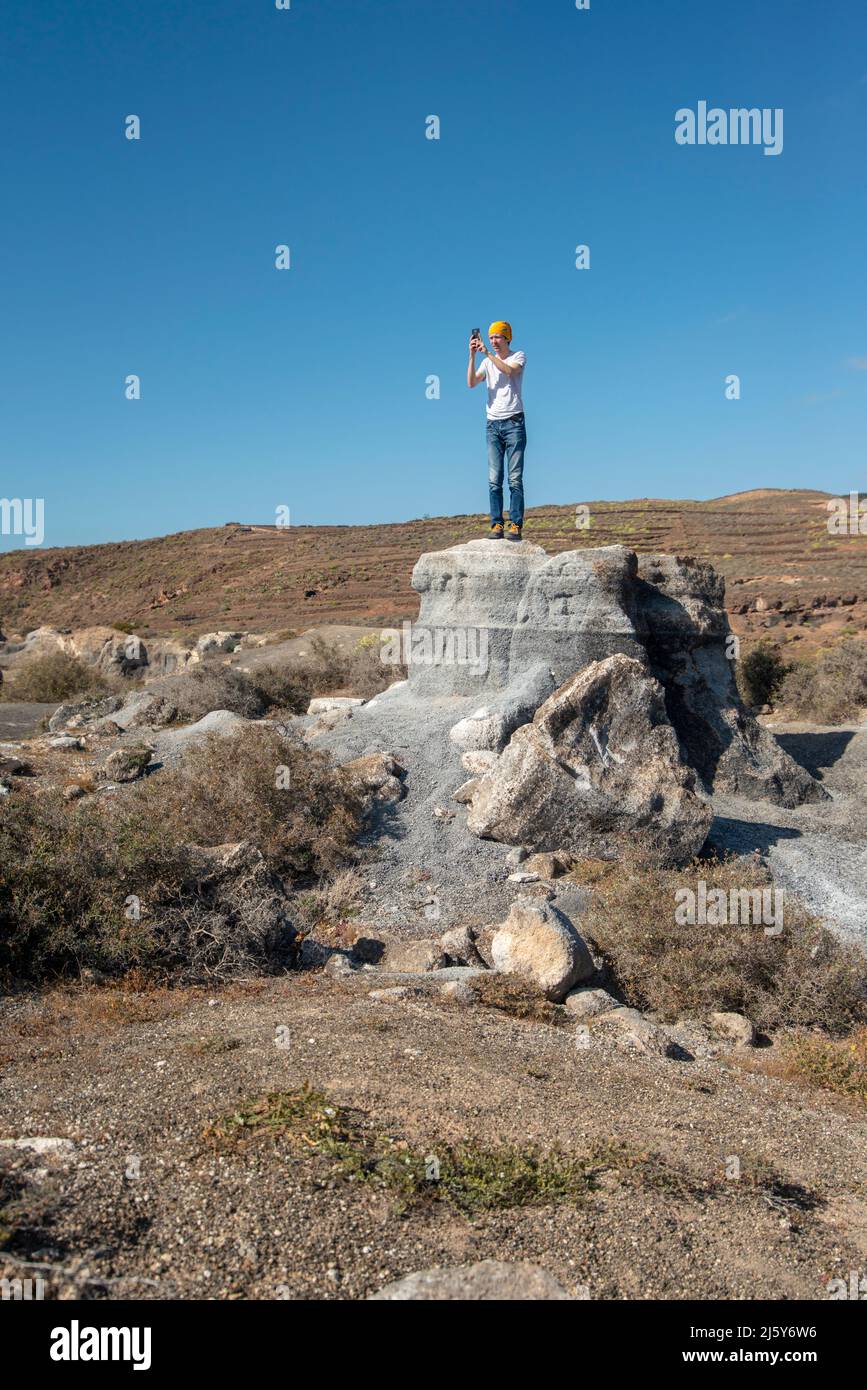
[738,642,789,708]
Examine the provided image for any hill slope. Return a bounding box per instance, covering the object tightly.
[1,491,864,650]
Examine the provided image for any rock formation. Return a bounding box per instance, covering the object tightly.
[410,540,824,808]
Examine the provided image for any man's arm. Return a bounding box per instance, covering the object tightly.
[467,336,486,387]
[482,349,523,377]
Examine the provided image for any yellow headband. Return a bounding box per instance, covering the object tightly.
[488,320,512,342]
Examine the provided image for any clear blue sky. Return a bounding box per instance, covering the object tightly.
[1,0,865,549]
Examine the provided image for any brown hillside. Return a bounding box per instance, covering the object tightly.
[1,491,865,652]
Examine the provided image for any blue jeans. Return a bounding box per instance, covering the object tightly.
[487,412,526,527]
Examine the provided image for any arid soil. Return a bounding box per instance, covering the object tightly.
[1,971,865,1302]
[2,490,865,659]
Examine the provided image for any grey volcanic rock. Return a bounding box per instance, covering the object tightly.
[467,655,713,866]
[449,661,556,751]
[409,540,643,696]
[408,540,822,808]
[635,554,826,806]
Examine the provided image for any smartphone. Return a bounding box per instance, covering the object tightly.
[471,327,481,346]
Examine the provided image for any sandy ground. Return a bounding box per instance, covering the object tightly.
[1,971,865,1302]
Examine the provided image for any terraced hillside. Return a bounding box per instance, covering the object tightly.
[1,490,865,654]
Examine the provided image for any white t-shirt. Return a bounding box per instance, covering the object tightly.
[479,349,526,419]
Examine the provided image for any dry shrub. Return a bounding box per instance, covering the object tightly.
[737,641,789,708]
[147,664,268,722]
[579,855,866,1034]
[0,726,363,988]
[778,640,867,723]
[135,724,363,881]
[1,651,108,703]
[293,634,406,700]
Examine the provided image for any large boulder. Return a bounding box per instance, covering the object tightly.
[409,541,643,697]
[406,540,823,808]
[467,655,713,866]
[489,897,595,1002]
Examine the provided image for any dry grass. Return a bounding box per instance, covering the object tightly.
[578,854,867,1034]
[775,1028,867,1104]
[472,973,565,1025]
[292,633,406,700]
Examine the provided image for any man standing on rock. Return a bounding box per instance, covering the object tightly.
[467,321,527,541]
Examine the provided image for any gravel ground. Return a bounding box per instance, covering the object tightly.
[1,971,865,1302]
[710,721,867,948]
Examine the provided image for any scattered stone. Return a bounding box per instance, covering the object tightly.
[452,777,479,804]
[0,756,34,777]
[708,1011,756,1048]
[596,1007,678,1058]
[507,871,540,884]
[564,987,620,1020]
[307,697,365,714]
[438,926,485,967]
[0,1137,75,1157]
[433,806,455,821]
[342,751,406,803]
[448,662,558,752]
[48,695,124,734]
[439,980,478,1006]
[490,897,594,1003]
[369,1260,573,1301]
[380,939,448,974]
[368,986,413,1002]
[48,735,84,751]
[505,846,529,870]
[103,744,154,783]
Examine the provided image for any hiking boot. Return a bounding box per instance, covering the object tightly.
[487,521,504,539]
[506,521,523,541]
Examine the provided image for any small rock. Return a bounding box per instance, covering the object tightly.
[439,926,485,967]
[708,1010,756,1048]
[452,778,479,804]
[368,987,412,1002]
[564,987,620,1020]
[597,1007,678,1058]
[48,735,84,751]
[307,697,365,714]
[505,846,529,870]
[0,1137,75,1157]
[103,744,154,783]
[381,939,448,974]
[490,897,594,1002]
[439,981,478,1006]
[433,806,455,821]
[369,1260,573,1301]
[507,871,540,884]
